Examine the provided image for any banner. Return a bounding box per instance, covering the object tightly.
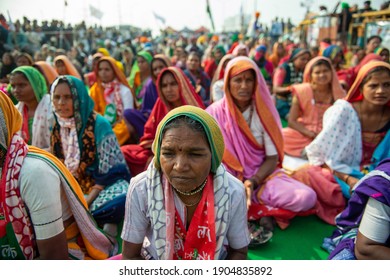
[89,5,103,20]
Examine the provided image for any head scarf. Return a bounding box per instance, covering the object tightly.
[224,56,284,162]
[53,55,82,79]
[289,48,310,62]
[152,105,224,173]
[16,53,34,66]
[0,92,22,149]
[322,45,343,61]
[303,56,345,100]
[11,66,48,102]
[346,61,390,106]
[97,47,110,57]
[232,43,249,56]
[212,45,226,63]
[211,54,235,87]
[95,56,131,89]
[151,54,172,82]
[33,61,59,88]
[128,51,153,98]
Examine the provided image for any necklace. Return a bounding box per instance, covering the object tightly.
[181,195,203,207]
[172,178,207,196]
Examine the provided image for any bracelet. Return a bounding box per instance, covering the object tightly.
[91,185,104,191]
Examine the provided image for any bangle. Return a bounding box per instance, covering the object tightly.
[92,185,104,191]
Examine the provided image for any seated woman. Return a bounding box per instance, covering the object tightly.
[50,75,131,238]
[33,61,59,89]
[210,54,235,103]
[0,92,115,260]
[268,42,286,69]
[90,56,136,146]
[83,52,103,88]
[123,54,171,142]
[121,106,250,260]
[374,47,390,63]
[128,50,153,105]
[206,56,317,230]
[121,67,205,177]
[283,56,345,159]
[293,61,390,225]
[15,52,34,66]
[9,66,52,150]
[53,55,82,80]
[323,158,390,260]
[252,45,274,86]
[322,45,350,90]
[273,48,311,121]
[184,51,211,105]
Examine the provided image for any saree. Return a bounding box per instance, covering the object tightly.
[33,61,59,88]
[293,61,390,224]
[206,57,316,227]
[11,66,53,150]
[0,92,114,259]
[121,67,205,176]
[283,56,345,157]
[90,56,136,145]
[51,76,131,224]
[128,51,153,104]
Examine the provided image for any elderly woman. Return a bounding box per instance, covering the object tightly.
[90,56,136,146]
[206,56,317,230]
[9,66,52,150]
[121,105,250,260]
[283,56,345,159]
[0,91,115,259]
[121,67,205,176]
[50,75,131,238]
[293,61,390,225]
[273,48,311,120]
[123,54,171,142]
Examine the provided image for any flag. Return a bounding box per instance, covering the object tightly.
[206,0,215,32]
[64,0,68,7]
[89,5,103,20]
[153,11,166,25]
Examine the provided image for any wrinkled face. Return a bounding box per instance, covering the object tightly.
[294,53,311,71]
[311,64,332,86]
[366,38,381,53]
[52,82,74,118]
[10,73,36,104]
[160,125,211,193]
[229,69,255,108]
[152,59,166,80]
[55,60,67,75]
[361,70,390,106]
[160,72,181,107]
[186,53,200,71]
[98,61,115,83]
[137,56,149,74]
[16,56,31,66]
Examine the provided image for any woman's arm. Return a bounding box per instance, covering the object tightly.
[36,230,69,259]
[272,67,291,96]
[355,231,390,259]
[287,95,317,138]
[122,241,144,260]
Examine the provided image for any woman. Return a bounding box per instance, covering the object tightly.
[121,67,205,177]
[184,51,211,105]
[283,57,345,158]
[83,52,103,88]
[273,48,311,120]
[232,43,249,57]
[203,45,226,81]
[9,66,52,150]
[0,91,115,259]
[50,75,131,237]
[89,56,135,146]
[121,105,250,260]
[323,158,390,260]
[322,45,349,90]
[0,52,17,83]
[123,54,171,142]
[53,55,82,80]
[293,61,390,225]
[252,45,274,85]
[375,47,390,63]
[268,42,286,69]
[210,54,235,103]
[15,52,34,66]
[206,57,317,229]
[33,61,59,89]
[128,50,153,105]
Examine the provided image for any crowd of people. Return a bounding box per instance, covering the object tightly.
[0,1,389,260]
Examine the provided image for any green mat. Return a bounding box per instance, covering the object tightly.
[248,215,336,260]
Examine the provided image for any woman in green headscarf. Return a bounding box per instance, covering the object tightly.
[121,105,250,260]
[9,66,53,149]
[128,50,153,105]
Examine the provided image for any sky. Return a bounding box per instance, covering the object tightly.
[1,0,386,35]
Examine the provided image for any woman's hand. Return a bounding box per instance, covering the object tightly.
[305,130,317,139]
[86,184,104,206]
[244,179,255,209]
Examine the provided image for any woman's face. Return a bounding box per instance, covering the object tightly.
[137,56,149,74]
[160,72,181,107]
[236,48,248,57]
[10,73,36,104]
[332,51,343,66]
[366,38,381,53]
[293,53,311,71]
[2,53,12,65]
[311,64,332,86]
[186,54,200,71]
[214,48,224,61]
[380,50,389,63]
[160,125,211,192]
[52,82,74,118]
[152,59,166,80]
[229,69,255,108]
[55,60,67,75]
[362,70,390,106]
[16,56,31,66]
[98,61,115,83]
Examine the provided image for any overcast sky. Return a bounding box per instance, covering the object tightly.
[1,0,385,34]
